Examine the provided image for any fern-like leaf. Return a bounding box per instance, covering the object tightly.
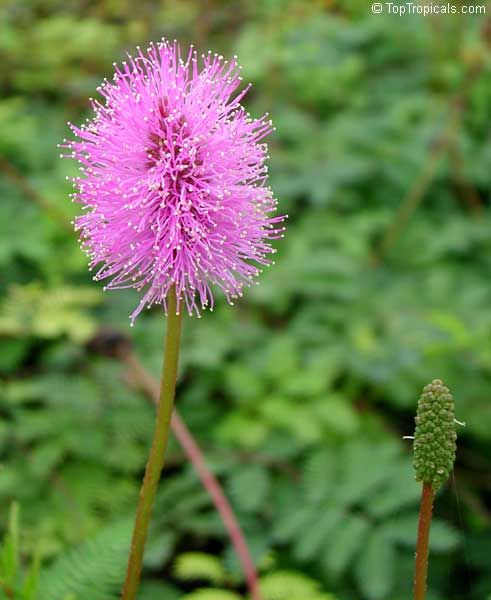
[38,519,132,600]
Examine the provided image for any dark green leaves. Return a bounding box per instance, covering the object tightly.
[272,440,459,600]
[1,2,487,599]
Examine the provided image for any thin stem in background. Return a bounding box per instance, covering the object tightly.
[171,412,262,600]
[379,147,443,257]
[121,347,263,600]
[375,110,458,263]
[121,287,183,600]
[374,12,491,264]
[414,483,435,600]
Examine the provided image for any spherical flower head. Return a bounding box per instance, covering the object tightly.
[413,379,457,490]
[61,39,285,324]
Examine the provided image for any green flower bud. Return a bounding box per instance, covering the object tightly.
[413,379,457,490]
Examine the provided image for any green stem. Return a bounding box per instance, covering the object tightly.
[413,483,435,600]
[121,287,183,600]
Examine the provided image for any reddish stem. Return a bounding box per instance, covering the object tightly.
[122,351,262,600]
[414,483,435,600]
[171,412,261,600]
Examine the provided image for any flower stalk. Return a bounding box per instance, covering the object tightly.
[414,483,435,600]
[121,287,182,600]
[87,328,263,600]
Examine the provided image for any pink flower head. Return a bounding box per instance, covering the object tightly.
[61,39,285,324]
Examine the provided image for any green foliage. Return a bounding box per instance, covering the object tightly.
[173,552,227,585]
[175,561,339,600]
[259,571,337,600]
[273,439,458,599]
[182,590,242,600]
[1,1,489,599]
[0,366,153,556]
[138,581,181,600]
[0,505,40,600]
[0,283,100,344]
[38,519,132,600]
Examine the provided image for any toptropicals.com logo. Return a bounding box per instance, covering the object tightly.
[371,2,486,15]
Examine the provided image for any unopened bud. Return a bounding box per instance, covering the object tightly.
[413,379,457,490]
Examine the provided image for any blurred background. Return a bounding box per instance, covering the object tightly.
[1,1,491,599]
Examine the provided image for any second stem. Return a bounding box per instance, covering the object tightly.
[414,483,435,600]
